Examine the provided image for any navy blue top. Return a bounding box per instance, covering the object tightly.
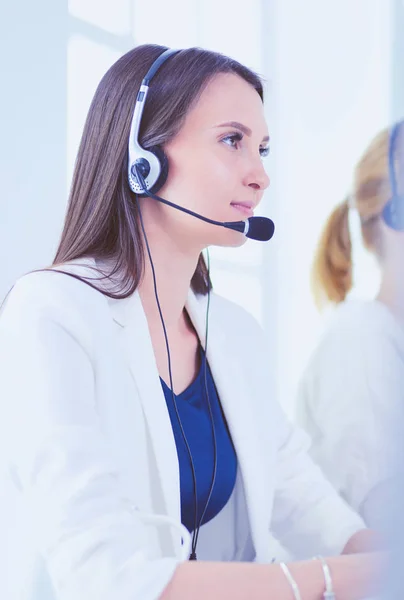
[160,347,238,533]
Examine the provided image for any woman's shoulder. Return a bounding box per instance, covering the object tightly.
[297,299,404,426]
[303,299,404,383]
[324,298,402,340]
[0,258,110,329]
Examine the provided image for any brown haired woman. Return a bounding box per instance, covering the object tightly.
[297,121,404,532]
[0,45,382,600]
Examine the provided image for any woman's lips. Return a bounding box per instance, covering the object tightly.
[230,203,254,218]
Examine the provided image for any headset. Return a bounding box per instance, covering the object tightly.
[382,121,404,231]
[127,48,178,196]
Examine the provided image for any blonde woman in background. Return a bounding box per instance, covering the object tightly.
[296,120,404,531]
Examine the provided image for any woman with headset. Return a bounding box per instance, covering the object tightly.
[0,45,382,600]
[297,121,404,531]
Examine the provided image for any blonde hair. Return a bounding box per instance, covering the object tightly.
[311,121,404,310]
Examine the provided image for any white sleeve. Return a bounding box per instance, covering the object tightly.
[297,326,404,525]
[0,283,181,600]
[270,400,365,559]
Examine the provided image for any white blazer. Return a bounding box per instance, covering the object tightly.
[0,259,364,600]
[296,299,404,528]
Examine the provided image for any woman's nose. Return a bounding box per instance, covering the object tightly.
[245,160,270,192]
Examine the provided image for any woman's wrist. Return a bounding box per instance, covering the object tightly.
[285,552,384,600]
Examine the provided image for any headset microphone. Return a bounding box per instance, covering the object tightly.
[131,167,275,242]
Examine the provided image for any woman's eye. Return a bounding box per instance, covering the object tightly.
[221,132,243,149]
[221,133,270,158]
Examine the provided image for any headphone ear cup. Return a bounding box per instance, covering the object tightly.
[148,146,169,195]
[382,197,404,231]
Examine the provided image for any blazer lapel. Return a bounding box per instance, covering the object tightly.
[108,292,181,527]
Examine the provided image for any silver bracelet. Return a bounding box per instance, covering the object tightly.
[280,562,302,600]
[315,555,336,600]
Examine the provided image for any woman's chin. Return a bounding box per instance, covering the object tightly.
[213,229,247,248]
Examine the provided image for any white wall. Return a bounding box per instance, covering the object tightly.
[392,0,404,121]
[0,0,68,302]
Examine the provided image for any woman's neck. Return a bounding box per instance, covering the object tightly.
[138,233,201,332]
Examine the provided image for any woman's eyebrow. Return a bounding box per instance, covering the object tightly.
[216,121,270,143]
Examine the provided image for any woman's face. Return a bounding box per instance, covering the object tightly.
[142,72,270,251]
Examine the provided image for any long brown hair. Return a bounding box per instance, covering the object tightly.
[52,44,264,299]
[311,120,404,309]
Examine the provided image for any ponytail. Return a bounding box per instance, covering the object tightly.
[311,197,352,310]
